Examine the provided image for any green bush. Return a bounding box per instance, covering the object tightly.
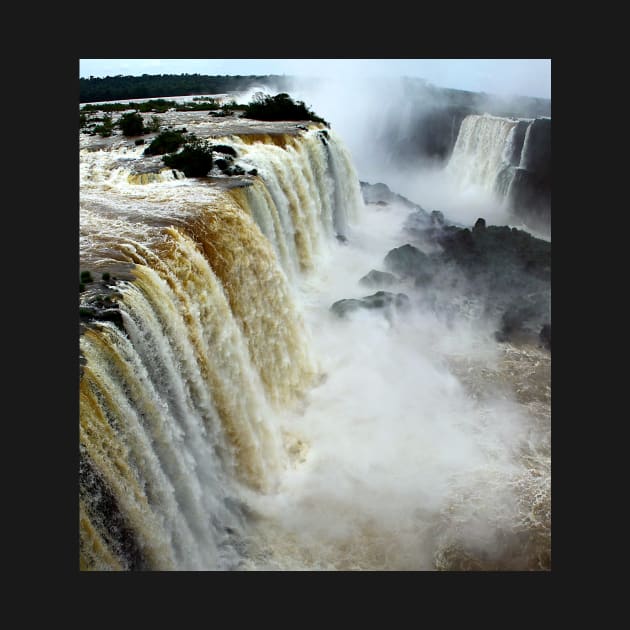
[80,270,93,283]
[118,112,145,136]
[143,130,187,156]
[93,114,114,137]
[162,137,213,177]
[211,144,237,157]
[242,92,327,124]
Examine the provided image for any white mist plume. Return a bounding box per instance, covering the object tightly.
[286,74,516,228]
[241,198,549,570]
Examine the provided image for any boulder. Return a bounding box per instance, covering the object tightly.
[359,270,398,288]
[331,291,410,318]
[384,244,431,278]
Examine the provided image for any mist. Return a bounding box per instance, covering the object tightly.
[239,194,549,570]
[287,73,548,232]
[80,66,550,569]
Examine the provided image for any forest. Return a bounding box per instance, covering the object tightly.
[80,73,291,103]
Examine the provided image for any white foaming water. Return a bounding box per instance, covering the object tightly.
[80,122,549,570]
[238,198,548,571]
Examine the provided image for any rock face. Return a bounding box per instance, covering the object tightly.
[331,291,410,318]
[359,270,398,288]
[360,181,428,214]
[539,323,551,350]
[377,216,550,347]
[508,117,551,232]
[384,244,432,278]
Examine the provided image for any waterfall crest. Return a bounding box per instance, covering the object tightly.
[79,127,363,570]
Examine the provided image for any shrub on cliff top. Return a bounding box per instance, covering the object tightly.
[242,92,328,125]
[143,130,187,156]
[162,137,213,177]
[118,112,145,136]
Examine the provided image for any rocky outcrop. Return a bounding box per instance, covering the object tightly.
[359,270,398,288]
[331,291,410,318]
[375,215,550,347]
[539,323,551,350]
[508,117,551,232]
[360,181,428,214]
[384,244,432,278]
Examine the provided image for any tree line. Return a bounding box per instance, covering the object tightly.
[80,73,291,103]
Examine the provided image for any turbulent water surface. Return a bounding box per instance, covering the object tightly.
[79,111,550,571]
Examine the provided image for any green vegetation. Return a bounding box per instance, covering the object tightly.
[118,112,145,136]
[211,144,237,157]
[80,270,93,283]
[102,272,111,282]
[93,115,114,137]
[144,129,187,156]
[162,137,213,177]
[242,92,328,125]
[80,113,87,128]
[80,74,290,103]
[175,100,220,111]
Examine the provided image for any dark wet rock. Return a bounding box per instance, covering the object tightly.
[539,323,551,350]
[359,269,398,288]
[214,157,232,172]
[79,283,125,332]
[248,169,258,176]
[134,138,145,146]
[473,217,486,233]
[79,305,124,329]
[360,182,430,221]
[331,291,410,318]
[360,182,392,204]
[383,216,550,344]
[508,118,551,233]
[384,244,432,278]
[226,165,245,176]
[336,234,348,244]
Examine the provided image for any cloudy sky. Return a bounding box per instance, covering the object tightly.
[79,59,551,99]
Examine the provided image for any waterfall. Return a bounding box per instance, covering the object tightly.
[446,114,551,230]
[446,114,521,194]
[79,127,363,570]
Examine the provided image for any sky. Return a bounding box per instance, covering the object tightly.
[79,59,551,100]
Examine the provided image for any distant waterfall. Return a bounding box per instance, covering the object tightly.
[447,114,520,193]
[79,127,363,570]
[446,113,550,219]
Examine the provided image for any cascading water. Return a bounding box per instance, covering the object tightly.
[80,125,363,569]
[80,116,550,571]
[444,113,550,238]
[446,114,521,193]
